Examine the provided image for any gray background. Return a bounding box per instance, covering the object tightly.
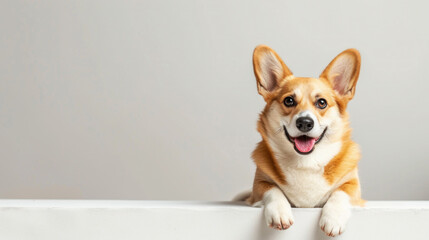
[1,0,428,200]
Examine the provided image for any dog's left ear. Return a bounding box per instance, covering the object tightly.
[320,49,361,101]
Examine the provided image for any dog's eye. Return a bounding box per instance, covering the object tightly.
[283,96,296,107]
[316,98,327,109]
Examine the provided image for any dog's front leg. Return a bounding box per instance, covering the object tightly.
[319,190,351,237]
[262,186,294,230]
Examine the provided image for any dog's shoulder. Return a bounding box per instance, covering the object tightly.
[252,140,286,185]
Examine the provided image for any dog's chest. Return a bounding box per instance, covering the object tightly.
[279,168,332,208]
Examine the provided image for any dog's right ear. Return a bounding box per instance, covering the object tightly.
[253,45,293,101]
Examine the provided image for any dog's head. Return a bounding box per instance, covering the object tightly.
[253,45,361,165]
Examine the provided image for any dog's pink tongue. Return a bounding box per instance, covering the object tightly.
[294,137,316,153]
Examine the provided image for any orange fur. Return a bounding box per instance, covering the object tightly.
[338,178,365,206]
[246,168,276,205]
[247,45,364,206]
[253,45,293,101]
[252,140,286,186]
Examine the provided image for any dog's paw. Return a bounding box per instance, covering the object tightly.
[264,200,294,230]
[319,214,346,237]
[319,206,350,237]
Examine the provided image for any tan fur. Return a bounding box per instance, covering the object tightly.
[253,45,293,101]
[252,140,286,185]
[247,45,364,207]
[338,178,365,206]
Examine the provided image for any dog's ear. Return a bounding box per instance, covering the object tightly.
[253,45,293,100]
[320,49,361,100]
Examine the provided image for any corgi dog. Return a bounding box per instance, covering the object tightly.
[245,45,364,237]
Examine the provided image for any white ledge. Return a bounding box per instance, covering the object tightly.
[0,200,428,240]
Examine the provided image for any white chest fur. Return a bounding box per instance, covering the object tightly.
[267,136,342,208]
[279,167,333,208]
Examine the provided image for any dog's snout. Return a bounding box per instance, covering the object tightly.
[296,117,314,132]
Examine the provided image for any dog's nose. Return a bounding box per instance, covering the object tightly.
[296,117,314,132]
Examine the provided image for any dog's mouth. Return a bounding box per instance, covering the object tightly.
[283,126,327,155]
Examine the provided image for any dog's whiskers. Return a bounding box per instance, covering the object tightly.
[274,126,284,135]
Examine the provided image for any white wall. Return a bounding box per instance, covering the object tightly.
[0,0,428,200]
